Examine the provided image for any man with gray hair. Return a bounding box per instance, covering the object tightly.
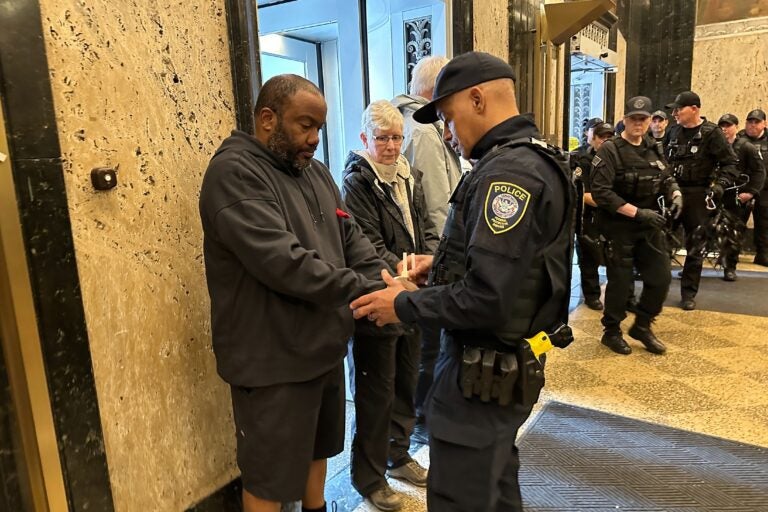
[392,56,462,444]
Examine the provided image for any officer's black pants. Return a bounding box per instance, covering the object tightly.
[753,193,768,258]
[575,213,602,300]
[425,338,535,512]
[414,323,441,422]
[602,227,671,333]
[348,329,420,496]
[721,192,752,270]
[679,186,715,299]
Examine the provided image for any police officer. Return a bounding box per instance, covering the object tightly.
[718,113,766,280]
[571,122,614,310]
[650,110,669,143]
[737,109,768,266]
[591,97,682,355]
[664,91,739,310]
[350,51,574,512]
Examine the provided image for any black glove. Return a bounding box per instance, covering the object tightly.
[708,183,724,201]
[635,208,666,228]
[669,194,684,220]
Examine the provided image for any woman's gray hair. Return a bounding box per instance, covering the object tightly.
[409,56,449,98]
[361,100,404,138]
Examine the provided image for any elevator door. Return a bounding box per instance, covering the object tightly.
[259,34,328,167]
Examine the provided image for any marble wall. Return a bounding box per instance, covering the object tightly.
[473,0,509,59]
[37,1,237,510]
[692,18,768,121]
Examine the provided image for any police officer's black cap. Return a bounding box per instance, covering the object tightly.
[665,91,701,109]
[585,117,603,130]
[718,113,739,126]
[746,109,766,121]
[651,110,667,120]
[624,96,653,117]
[413,52,517,124]
[593,123,614,137]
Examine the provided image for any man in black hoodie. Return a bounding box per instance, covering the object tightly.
[199,75,385,512]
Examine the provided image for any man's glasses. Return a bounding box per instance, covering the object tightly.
[373,135,404,144]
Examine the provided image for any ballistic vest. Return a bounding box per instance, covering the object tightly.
[666,121,718,186]
[610,137,668,210]
[429,138,574,350]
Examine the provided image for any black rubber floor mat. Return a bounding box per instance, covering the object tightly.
[664,268,768,317]
[518,402,768,511]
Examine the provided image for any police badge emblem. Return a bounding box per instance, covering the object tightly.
[484,182,531,234]
[691,146,698,154]
[634,98,644,109]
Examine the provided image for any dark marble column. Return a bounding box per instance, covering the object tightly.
[507,0,540,114]
[0,0,114,509]
[225,0,262,133]
[619,0,696,112]
[453,0,473,55]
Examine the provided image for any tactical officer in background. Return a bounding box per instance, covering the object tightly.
[350,51,574,512]
[591,97,682,355]
[650,110,669,143]
[571,122,614,310]
[664,91,739,310]
[737,109,768,266]
[718,113,766,280]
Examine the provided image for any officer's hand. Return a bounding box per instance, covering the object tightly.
[669,194,684,220]
[738,192,754,204]
[708,183,725,201]
[350,270,404,326]
[635,208,666,228]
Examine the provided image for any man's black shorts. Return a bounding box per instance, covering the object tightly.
[230,363,345,502]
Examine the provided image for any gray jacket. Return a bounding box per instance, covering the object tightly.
[392,94,462,233]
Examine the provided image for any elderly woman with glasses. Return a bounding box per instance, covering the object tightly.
[341,100,439,511]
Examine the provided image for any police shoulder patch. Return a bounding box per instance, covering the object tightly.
[592,155,603,167]
[484,181,531,235]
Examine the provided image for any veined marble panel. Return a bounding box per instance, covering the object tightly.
[38,1,237,510]
[692,30,768,122]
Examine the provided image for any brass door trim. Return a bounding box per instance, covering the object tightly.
[0,102,69,510]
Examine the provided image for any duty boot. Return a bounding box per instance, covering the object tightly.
[628,319,667,355]
[680,298,696,311]
[601,332,631,355]
[723,269,737,282]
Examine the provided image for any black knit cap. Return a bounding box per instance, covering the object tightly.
[413,52,516,124]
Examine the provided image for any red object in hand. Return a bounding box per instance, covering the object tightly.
[335,208,350,219]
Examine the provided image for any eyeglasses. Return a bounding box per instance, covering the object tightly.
[373,135,404,144]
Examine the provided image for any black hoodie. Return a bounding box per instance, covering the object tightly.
[199,131,385,387]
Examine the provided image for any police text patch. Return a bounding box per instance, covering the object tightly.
[484,182,531,234]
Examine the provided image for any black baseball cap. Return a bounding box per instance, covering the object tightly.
[585,117,603,131]
[718,113,739,126]
[413,52,517,124]
[665,91,701,109]
[624,96,653,117]
[651,110,668,120]
[746,109,766,121]
[593,122,614,137]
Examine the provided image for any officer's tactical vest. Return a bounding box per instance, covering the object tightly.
[430,138,574,350]
[666,121,718,186]
[739,130,768,190]
[610,137,668,209]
